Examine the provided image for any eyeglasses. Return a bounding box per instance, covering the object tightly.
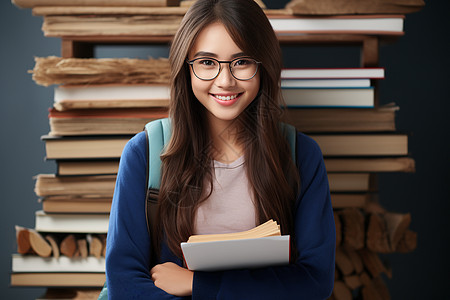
[187,57,261,81]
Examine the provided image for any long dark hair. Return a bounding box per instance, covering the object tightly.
[157,0,300,258]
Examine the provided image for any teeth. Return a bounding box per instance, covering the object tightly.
[215,94,238,101]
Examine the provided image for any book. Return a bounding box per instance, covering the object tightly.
[41,14,184,37]
[11,254,105,273]
[285,105,398,132]
[186,219,281,243]
[53,85,170,111]
[285,0,425,15]
[310,134,409,156]
[181,220,290,271]
[34,174,116,197]
[33,6,189,15]
[56,160,119,176]
[12,0,181,8]
[281,78,371,88]
[10,272,105,287]
[34,210,109,233]
[281,68,384,79]
[268,14,404,36]
[324,157,415,173]
[282,87,374,108]
[42,135,132,159]
[331,193,370,209]
[42,196,112,213]
[36,288,102,300]
[32,56,170,87]
[327,173,371,192]
[49,107,168,136]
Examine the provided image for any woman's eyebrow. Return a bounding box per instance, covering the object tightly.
[192,51,247,59]
[193,51,217,58]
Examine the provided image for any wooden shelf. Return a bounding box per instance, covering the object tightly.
[61,35,173,58]
[58,33,398,67]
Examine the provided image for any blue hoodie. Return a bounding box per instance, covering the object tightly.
[106,130,335,299]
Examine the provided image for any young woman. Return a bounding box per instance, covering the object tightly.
[105,0,335,299]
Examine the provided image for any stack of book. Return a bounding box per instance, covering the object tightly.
[13,0,410,38]
[11,57,171,289]
[281,67,414,209]
[273,1,422,299]
[10,0,175,294]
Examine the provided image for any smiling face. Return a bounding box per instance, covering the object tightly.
[188,22,260,131]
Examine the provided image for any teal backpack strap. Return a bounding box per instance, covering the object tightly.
[143,118,172,267]
[145,118,172,190]
[97,282,108,300]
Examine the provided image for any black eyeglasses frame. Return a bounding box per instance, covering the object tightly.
[186,57,261,81]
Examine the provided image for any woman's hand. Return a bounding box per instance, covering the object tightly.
[150,262,194,296]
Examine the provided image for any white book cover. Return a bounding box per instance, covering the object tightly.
[281,68,384,79]
[35,210,109,233]
[54,85,170,102]
[180,235,290,272]
[269,16,403,34]
[12,254,105,273]
[281,78,371,88]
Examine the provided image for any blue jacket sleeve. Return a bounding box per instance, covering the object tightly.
[105,132,184,299]
[192,132,336,300]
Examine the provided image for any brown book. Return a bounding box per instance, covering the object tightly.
[310,134,409,156]
[42,196,112,213]
[12,0,180,9]
[41,15,183,37]
[49,107,168,136]
[285,105,398,133]
[33,6,189,16]
[56,160,119,176]
[34,174,116,197]
[31,57,170,87]
[331,193,370,209]
[42,135,131,159]
[52,84,170,111]
[328,173,372,192]
[37,288,102,300]
[324,157,415,173]
[55,98,170,111]
[10,272,105,287]
[285,0,425,15]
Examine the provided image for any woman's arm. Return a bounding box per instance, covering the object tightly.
[105,132,185,299]
[192,132,336,300]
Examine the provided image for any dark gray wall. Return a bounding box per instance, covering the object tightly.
[1,1,448,299]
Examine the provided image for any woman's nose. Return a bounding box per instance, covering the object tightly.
[214,63,236,88]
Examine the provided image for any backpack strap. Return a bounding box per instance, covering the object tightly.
[144,118,172,267]
[145,118,172,190]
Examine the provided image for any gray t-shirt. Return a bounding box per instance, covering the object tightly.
[194,155,257,235]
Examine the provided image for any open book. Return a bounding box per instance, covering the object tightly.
[180,220,290,271]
